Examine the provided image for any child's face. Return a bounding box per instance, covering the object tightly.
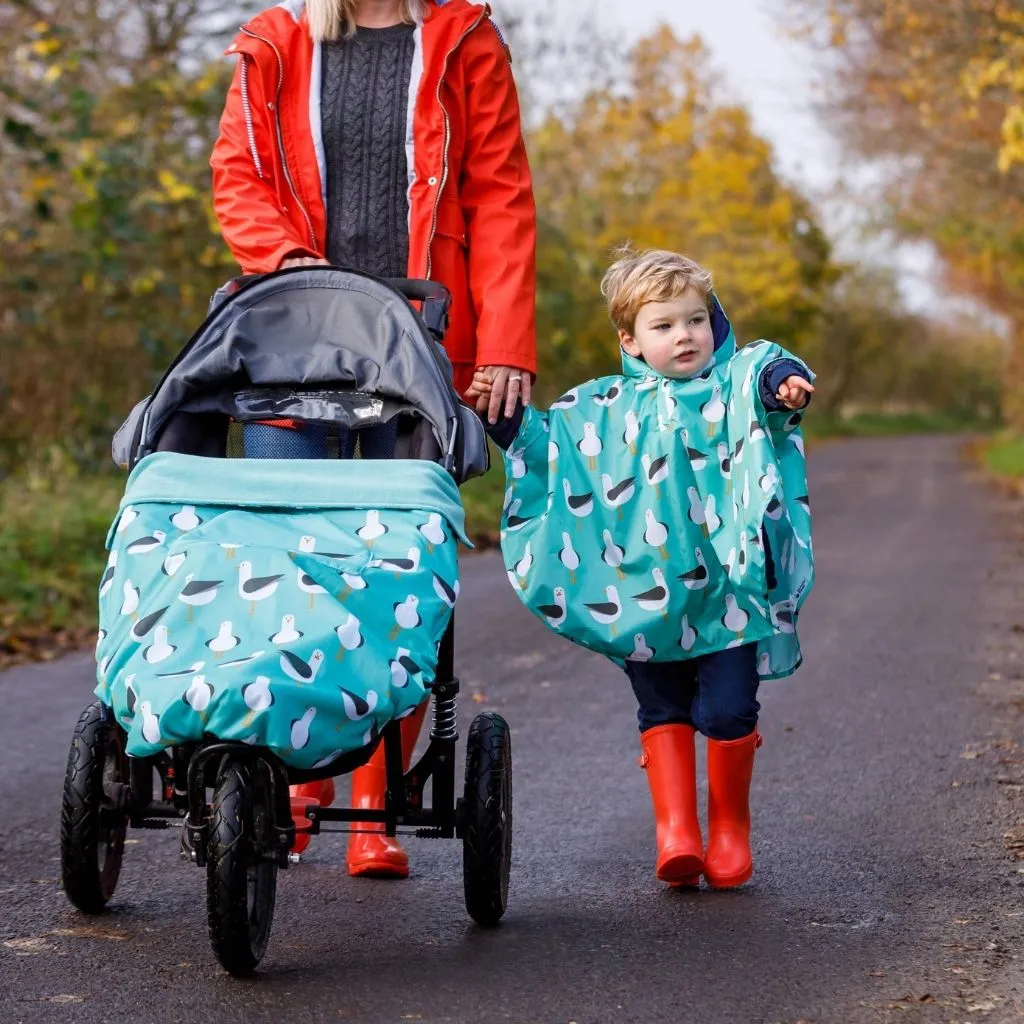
[618,288,714,379]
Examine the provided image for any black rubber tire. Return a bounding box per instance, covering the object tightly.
[59,701,128,913]
[205,757,277,976]
[462,712,512,927]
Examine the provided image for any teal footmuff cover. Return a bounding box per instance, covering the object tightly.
[498,323,815,679]
[95,453,468,769]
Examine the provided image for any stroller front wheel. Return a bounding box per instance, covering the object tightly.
[205,756,278,976]
[461,712,513,927]
[60,701,129,913]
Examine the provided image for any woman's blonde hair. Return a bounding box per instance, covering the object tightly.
[307,0,426,41]
[600,245,713,334]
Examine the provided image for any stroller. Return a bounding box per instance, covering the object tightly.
[58,267,513,976]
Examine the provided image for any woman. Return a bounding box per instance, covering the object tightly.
[210,0,537,877]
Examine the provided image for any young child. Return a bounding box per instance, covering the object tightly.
[468,247,816,889]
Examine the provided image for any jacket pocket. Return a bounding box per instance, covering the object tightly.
[433,198,467,247]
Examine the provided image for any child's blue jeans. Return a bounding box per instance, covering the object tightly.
[624,643,760,740]
[241,422,398,459]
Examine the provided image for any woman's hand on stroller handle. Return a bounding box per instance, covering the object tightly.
[280,256,331,269]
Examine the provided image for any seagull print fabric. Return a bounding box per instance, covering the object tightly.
[95,453,467,769]
[499,327,815,680]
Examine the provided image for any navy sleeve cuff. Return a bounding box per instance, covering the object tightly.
[481,401,526,450]
[759,358,811,412]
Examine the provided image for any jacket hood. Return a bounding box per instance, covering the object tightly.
[620,294,735,381]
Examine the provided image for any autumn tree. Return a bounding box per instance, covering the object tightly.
[0,1,254,471]
[527,27,835,392]
[781,0,1024,429]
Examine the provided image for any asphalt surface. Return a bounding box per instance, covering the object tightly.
[2,435,1024,1023]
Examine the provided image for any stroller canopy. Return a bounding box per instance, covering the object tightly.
[114,268,488,481]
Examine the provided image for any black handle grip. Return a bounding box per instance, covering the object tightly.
[382,278,452,342]
[382,277,452,308]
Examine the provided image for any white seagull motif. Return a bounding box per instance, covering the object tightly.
[632,568,670,614]
[536,587,567,628]
[584,585,622,633]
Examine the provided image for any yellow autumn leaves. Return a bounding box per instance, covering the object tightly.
[529,29,833,391]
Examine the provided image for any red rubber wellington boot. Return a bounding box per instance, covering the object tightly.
[704,730,762,888]
[289,777,337,856]
[346,703,428,878]
[639,724,704,885]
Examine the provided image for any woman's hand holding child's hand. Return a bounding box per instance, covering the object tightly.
[464,369,494,416]
[776,375,814,411]
[465,366,530,424]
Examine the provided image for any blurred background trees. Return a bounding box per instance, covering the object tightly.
[781,0,1024,430]
[0,0,1014,480]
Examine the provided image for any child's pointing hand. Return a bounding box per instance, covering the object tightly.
[776,375,815,411]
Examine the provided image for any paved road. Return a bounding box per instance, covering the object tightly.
[3,436,1024,1023]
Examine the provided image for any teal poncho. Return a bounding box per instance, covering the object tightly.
[498,313,814,679]
[95,453,468,769]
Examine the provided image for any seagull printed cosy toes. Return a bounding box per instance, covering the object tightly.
[498,308,814,679]
[95,454,468,769]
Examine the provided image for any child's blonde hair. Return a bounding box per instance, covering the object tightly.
[307,0,425,41]
[600,246,713,334]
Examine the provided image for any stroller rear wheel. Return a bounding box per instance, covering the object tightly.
[461,712,512,927]
[205,756,278,976]
[60,701,129,913]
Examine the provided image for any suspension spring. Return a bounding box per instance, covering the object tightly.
[430,683,458,742]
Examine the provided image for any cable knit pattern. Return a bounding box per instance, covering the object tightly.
[321,24,415,278]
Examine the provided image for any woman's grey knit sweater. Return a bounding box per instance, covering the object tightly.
[320,23,416,277]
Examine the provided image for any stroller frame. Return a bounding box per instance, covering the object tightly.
[59,270,512,978]
[180,619,464,863]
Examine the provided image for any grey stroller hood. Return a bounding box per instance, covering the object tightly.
[113,267,489,482]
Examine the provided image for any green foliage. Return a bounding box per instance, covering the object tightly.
[0,459,122,641]
[458,443,512,546]
[0,2,243,474]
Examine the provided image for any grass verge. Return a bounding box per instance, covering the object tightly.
[975,433,1024,489]
[0,471,124,666]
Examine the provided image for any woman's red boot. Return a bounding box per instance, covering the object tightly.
[346,704,428,878]
[288,777,336,856]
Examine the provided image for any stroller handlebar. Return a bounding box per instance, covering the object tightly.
[208,269,452,342]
